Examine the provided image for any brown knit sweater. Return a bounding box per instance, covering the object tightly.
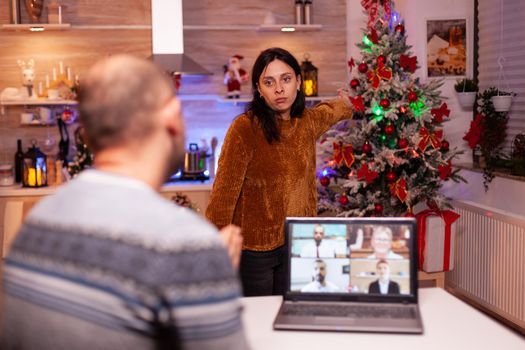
[206,99,353,251]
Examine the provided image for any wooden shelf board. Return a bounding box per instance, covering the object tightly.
[2,23,71,31]
[258,24,323,32]
[1,99,77,106]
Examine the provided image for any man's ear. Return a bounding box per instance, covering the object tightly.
[160,97,184,137]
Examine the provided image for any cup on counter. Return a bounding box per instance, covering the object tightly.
[47,89,59,100]
[20,112,34,124]
[0,164,15,186]
[39,107,53,124]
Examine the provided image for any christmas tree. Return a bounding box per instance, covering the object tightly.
[317,0,464,217]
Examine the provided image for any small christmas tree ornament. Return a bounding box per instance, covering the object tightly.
[397,138,409,149]
[379,98,390,108]
[441,140,450,151]
[384,124,395,135]
[386,171,397,183]
[374,203,384,214]
[395,23,405,34]
[350,78,360,89]
[408,91,418,102]
[358,62,368,73]
[339,195,349,206]
[377,55,387,65]
[362,142,372,154]
[320,176,330,187]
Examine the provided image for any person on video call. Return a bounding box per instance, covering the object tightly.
[368,259,401,295]
[301,259,340,292]
[367,226,403,260]
[300,224,338,258]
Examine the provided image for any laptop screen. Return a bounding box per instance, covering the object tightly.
[286,217,418,300]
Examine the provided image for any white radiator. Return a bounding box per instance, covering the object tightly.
[446,200,525,333]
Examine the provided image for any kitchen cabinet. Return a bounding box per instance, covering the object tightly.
[0,181,212,258]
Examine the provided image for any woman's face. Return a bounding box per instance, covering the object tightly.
[257,59,301,117]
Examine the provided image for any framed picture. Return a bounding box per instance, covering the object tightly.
[426,18,467,78]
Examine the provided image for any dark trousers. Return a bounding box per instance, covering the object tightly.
[239,245,286,297]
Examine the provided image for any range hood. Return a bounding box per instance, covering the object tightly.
[150,0,211,76]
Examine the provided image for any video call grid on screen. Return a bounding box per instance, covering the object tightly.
[289,222,412,295]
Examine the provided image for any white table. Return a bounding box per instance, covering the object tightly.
[241,288,525,350]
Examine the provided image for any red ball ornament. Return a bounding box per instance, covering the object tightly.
[374,203,384,213]
[386,171,397,183]
[397,138,409,148]
[320,176,330,187]
[384,124,395,135]
[358,63,368,73]
[379,98,390,108]
[407,91,418,102]
[362,142,372,154]
[350,79,360,89]
[377,55,387,65]
[441,140,450,151]
[339,195,349,206]
[395,24,405,34]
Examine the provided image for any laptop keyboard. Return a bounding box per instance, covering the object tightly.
[282,303,416,319]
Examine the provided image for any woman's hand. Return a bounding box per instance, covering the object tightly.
[219,224,243,270]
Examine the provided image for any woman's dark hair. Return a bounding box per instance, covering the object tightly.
[247,47,306,143]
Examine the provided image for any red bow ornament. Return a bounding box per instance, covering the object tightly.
[349,95,365,112]
[431,103,451,123]
[399,54,417,73]
[361,0,392,27]
[347,58,355,73]
[366,62,393,89]
[389,178,408,202]
[368,29,379,44]
[418,127,443,152]
[357,162,379,184]
[438,160,452,180]
[333,143,355,168]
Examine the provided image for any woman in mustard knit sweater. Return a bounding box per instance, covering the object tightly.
[206,47,353,296]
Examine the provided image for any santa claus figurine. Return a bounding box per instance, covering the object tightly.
[224,54,249,98]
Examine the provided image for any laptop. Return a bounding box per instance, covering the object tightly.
[273,217,423,334]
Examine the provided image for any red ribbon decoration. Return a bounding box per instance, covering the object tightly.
[361,0,392,27]
[367,62,393,89]
[418,127,443,152]
[416,209,460,271]
[438,160,452,180]
[357,163,378,184]
[431,102,451,123]
[463,113,484,149]
[347,57,355,73]
[400,54,417,73]
[349,95,365,112]
[333,143,355,168]
[389,178,408,202]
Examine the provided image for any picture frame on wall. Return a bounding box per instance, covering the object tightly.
[426,18,467,78]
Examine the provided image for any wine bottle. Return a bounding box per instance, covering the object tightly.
[14,139,23,183]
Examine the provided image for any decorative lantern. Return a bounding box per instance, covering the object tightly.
[22,141,47,188]
[301,53,318,97]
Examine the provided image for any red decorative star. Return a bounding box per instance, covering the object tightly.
[438,160,452,180]
[366,62,393,89]
[357,163,379,184]
[400,54,418,73]
[349,95,365,112]
[431,103,451,123]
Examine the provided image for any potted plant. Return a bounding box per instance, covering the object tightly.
[490,90,515,112]
[454,78,478,109]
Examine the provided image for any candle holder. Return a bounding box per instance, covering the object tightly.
[22,140,48,188]
[301,53,318,97]
[47,1,67,24]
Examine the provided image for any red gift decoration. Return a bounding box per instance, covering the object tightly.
[416,209,460,272]
[333,142,355,168]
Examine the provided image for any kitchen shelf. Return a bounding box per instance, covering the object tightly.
[1,98,77,106]
[2,23,71,31]
[257,24,323,32]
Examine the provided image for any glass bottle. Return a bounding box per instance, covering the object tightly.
[14,139,23,183]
